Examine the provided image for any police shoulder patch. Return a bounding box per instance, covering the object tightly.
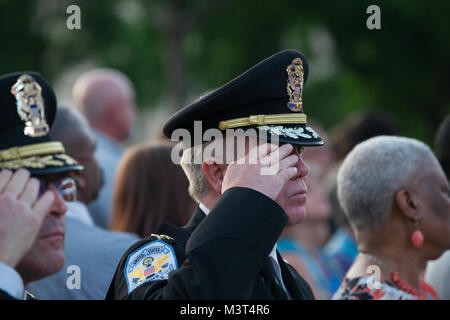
[124,239,178,294]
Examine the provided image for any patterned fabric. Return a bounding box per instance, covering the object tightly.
[332,276,440,300]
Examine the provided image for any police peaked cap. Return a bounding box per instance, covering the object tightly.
[163,49,324,147]
[0,72,83,175]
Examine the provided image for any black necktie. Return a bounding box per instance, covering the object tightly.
[269,257,292,300]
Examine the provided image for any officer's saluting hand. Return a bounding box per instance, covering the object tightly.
[222,143,298,201]
[0,169,54,269]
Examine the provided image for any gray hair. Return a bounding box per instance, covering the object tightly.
[179,131,259,202]
[180,141,211,203]
[337,135,440,232]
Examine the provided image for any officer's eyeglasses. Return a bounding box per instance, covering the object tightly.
[38,177,77,202]
[294,145,304,157]
[280,143,304,157]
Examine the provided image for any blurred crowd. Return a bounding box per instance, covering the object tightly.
[0,66,449,300]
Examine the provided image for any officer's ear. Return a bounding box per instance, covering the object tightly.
[202,157,227,195]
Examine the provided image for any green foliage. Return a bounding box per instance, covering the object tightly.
[0,0,448,144]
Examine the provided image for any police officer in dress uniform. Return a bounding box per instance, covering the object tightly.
[106,50,323,300]
[0,72,82,300]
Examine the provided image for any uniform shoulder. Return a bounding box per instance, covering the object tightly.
[122,233,176,256]
[117,233,180,295]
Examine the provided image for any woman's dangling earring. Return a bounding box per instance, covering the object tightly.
[411,217,424,248]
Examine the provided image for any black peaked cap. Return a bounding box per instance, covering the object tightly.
[163,49,323,147]
[0,71,82,175]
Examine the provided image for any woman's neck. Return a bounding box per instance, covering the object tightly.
[356,244,427,290]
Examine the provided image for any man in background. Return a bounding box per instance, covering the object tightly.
[72,68,137,228]
[27,108,140,299]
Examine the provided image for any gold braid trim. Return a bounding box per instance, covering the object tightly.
[218,113,307,130]
[0,142,65,161]
[55,154,78,166]
[0,154,79,170]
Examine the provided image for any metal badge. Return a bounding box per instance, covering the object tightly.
[11,74,49,137]
[286,57,304,112]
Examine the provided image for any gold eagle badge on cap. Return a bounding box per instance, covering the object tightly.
[286,57,304,112]
[11,74,49,137]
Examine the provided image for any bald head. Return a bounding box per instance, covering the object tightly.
[72,68,136,142]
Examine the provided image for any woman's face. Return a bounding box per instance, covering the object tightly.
[418,162,450,256]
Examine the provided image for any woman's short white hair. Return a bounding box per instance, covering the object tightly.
[337,135,439,232]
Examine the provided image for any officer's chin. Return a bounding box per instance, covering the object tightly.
[285,205,307,227]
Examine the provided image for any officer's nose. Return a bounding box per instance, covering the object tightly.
[48,185,68,217]
[290,145,309,179]
[296,155,309,178]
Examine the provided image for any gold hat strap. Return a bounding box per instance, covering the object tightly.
[0,142,65,161]
[218,113,307,130]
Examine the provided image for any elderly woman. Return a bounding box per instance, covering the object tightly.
[333,136,450,300]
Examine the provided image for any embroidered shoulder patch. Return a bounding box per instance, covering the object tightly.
[124,239,178,294]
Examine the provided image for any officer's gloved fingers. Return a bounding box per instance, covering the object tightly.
[3,169,30,198]
[18,178,40,206]
[256,143,280,160]
[263,153,298,176]
[277,154,299,171]
[279,167,298,183]
[0,169,13,193]
[260,143,293,167]
[32,191,54,220]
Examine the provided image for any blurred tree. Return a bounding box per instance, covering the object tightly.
[141,0,230,110]
[0,0,448,143]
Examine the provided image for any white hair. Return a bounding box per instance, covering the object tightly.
[179,130,254,202]
[180,141,212,203]
[337,135,441,232]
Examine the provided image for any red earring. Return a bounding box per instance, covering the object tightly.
[411,219,424,248]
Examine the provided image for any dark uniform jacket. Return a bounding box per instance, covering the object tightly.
[106,187,314,300]
[0,289,15,300]
[0,289,35,300]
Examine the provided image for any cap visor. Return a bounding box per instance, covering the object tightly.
[244,123,324,146]
[0,153,84,176]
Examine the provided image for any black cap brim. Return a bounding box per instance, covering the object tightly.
[0,153,83,176]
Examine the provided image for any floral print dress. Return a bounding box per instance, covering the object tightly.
[332,276,440,300]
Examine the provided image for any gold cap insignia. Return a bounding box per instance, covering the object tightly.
[286,57,304,112]
[11,74,50,137]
